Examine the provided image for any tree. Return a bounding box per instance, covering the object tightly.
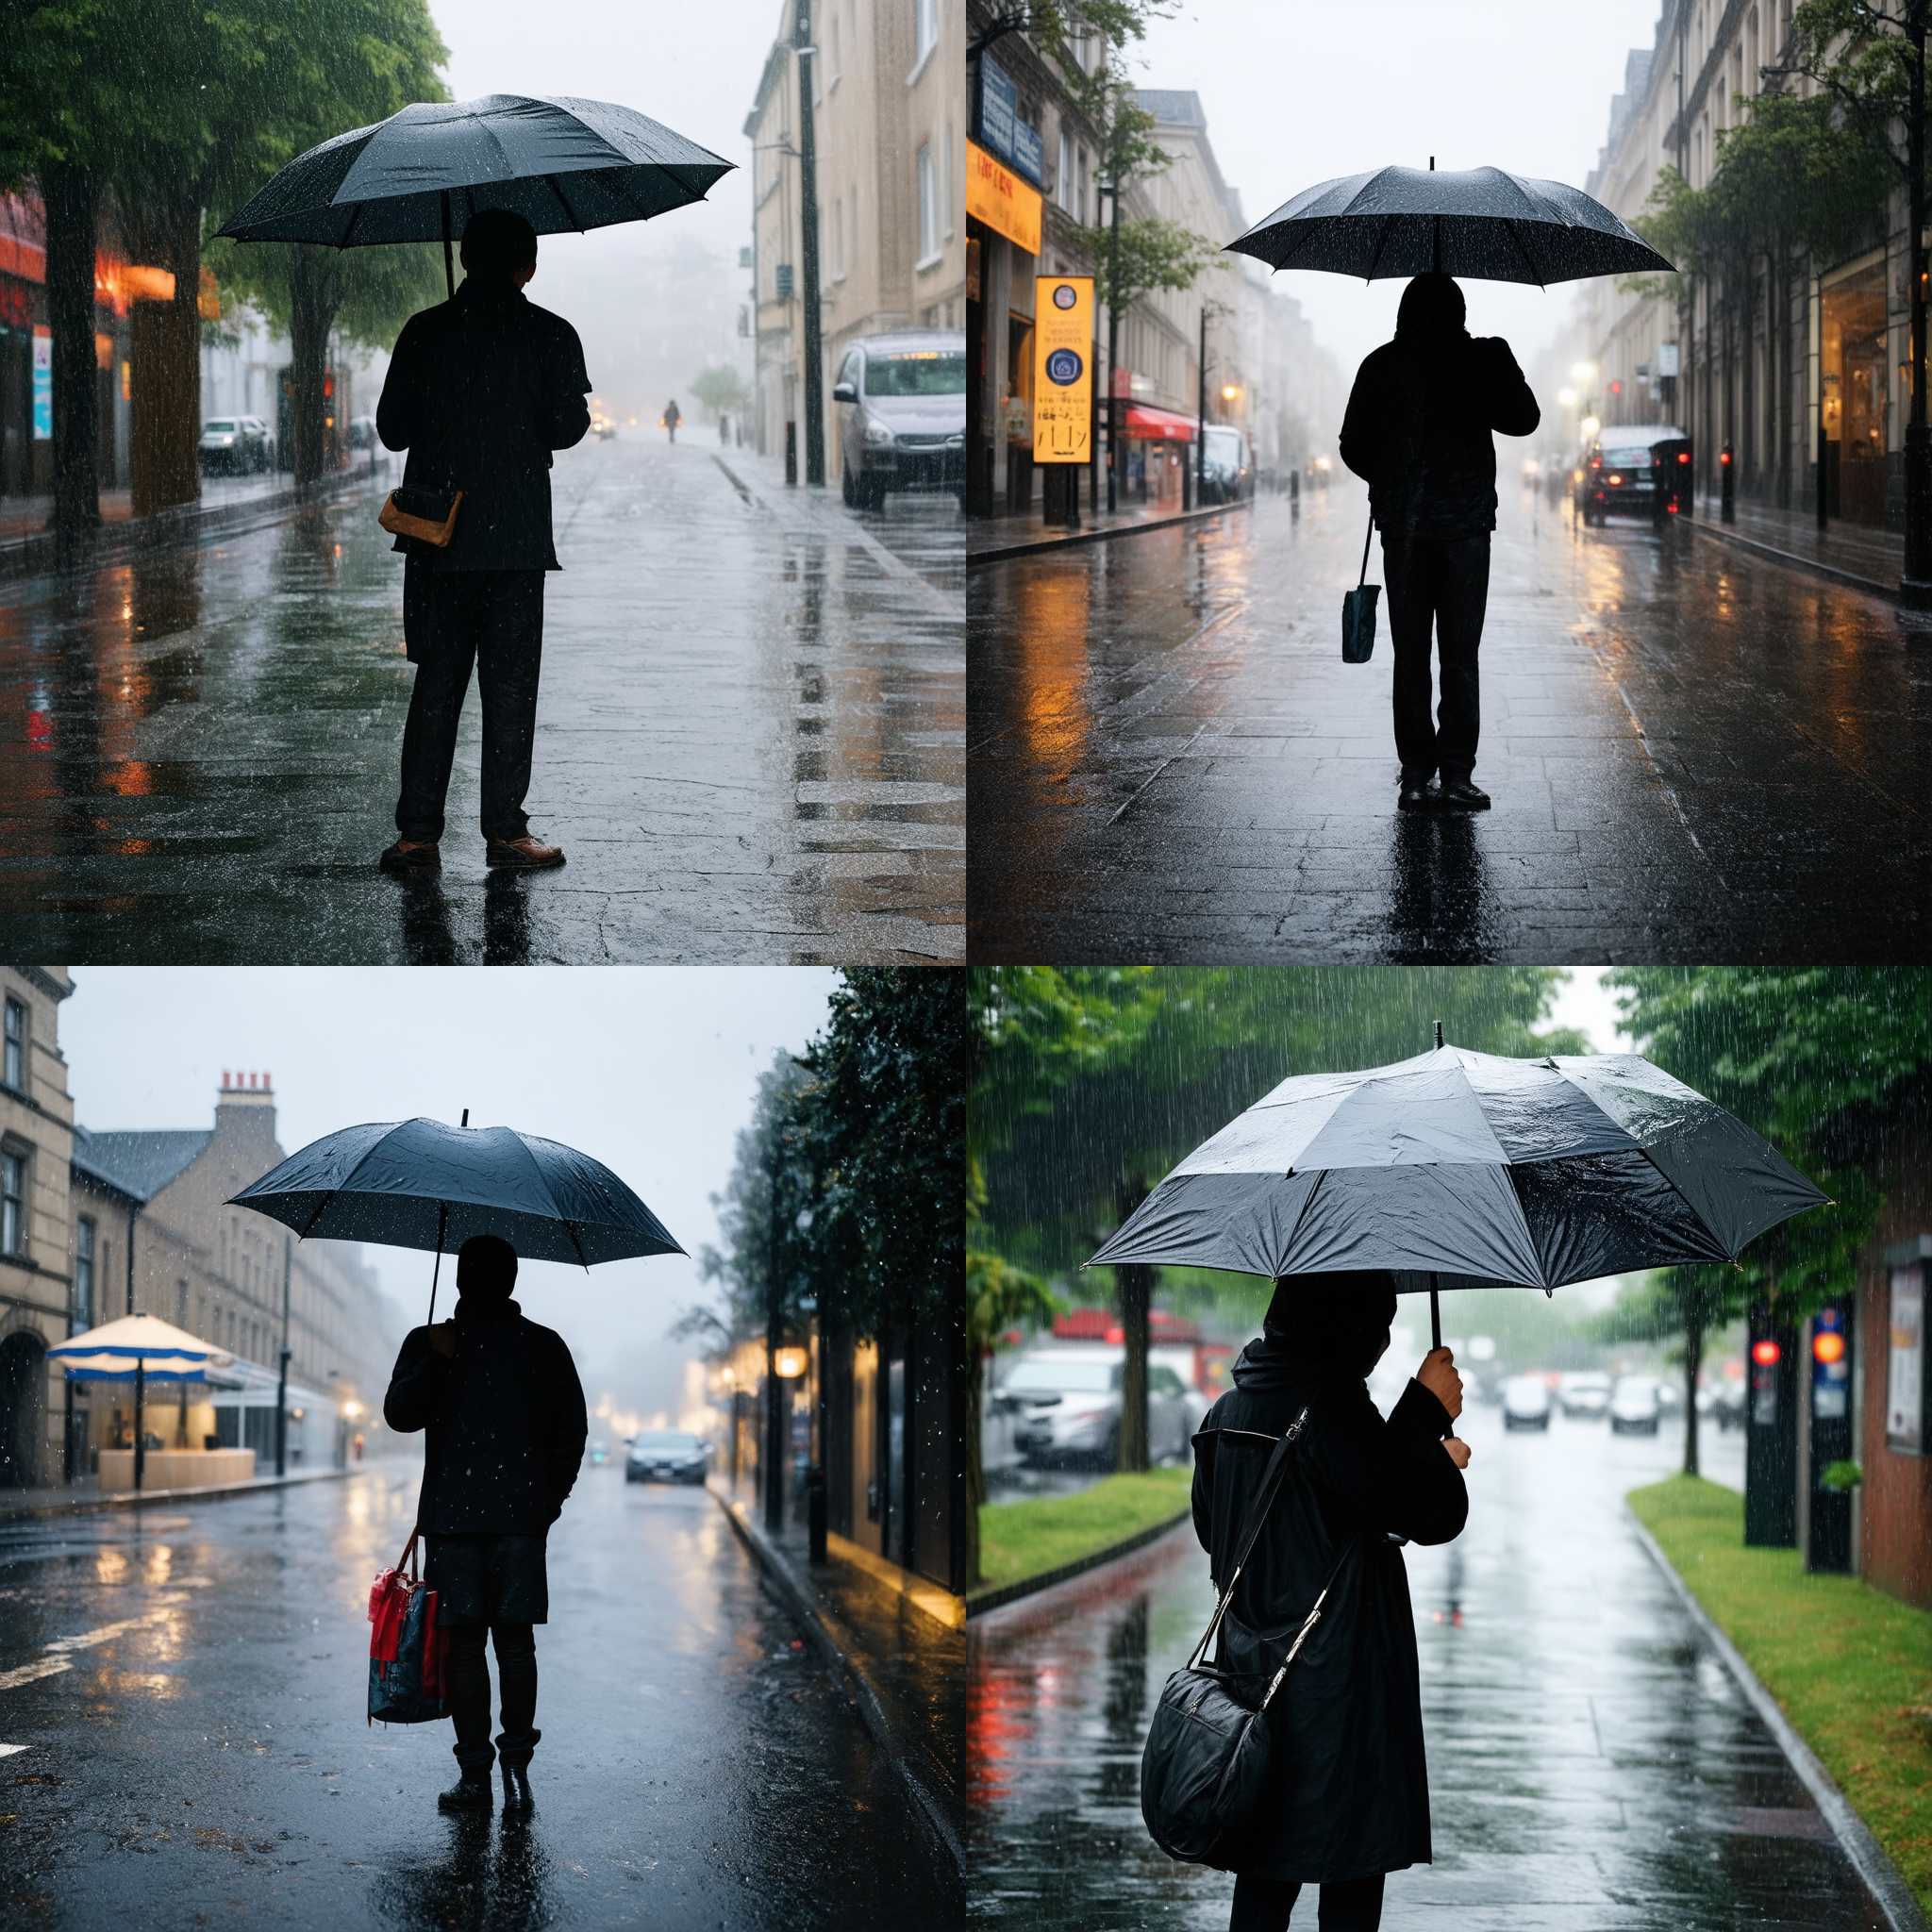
[690,364,750,425]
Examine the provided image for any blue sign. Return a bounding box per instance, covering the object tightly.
[31,327,52,441]
[1012,118,1045,189]
[1045,347,1084,387]
[979,55,1017,164]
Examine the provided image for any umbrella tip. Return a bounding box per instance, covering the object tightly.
[460,1108,470,1127]
[1434,1019,1444,1049]
[1428,155,1435,171]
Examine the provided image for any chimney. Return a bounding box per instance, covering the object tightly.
[215,1070,278,1145]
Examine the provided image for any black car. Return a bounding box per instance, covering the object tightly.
[625,1429,708,1485]
[1577,425,1692,525]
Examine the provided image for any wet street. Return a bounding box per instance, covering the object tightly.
[967,488,1932,962]
[0,436,962,962]
[0,1466,958,1929]
[966,1406,1893,1930]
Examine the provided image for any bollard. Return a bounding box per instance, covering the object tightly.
[807,1463,827,1564]
[1720,442,1735,523]
[1816,420,1828,530]
[785,420,798,488]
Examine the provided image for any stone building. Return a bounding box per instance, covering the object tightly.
[745,0,968,471]
[0,967,75,1488]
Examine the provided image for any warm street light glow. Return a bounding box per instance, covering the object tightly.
[341,1399,363,1420]
[1557,386,1578,408]
[1220,383,1241,401]
[773,1346,808,1379]
[1580,415,1602,441]
[1570,359,1598,384]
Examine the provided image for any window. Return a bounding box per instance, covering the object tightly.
[916,142,939,263]
[913,0,938,65]
[831,195,845,281]
[1890,1261,1924,1454]
[1057,128,1072,211]
[175,1279,188,1324]
[2,998,24,1091]
[75,1216,94,1325]
[1,1150,24,1257]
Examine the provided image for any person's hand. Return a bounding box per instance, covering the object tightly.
[1417,1346,1463,1421]
[1441,1436,1473,1472]
[425,1321,458,1359]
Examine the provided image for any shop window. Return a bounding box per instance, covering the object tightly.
[1889,1259,1924,1455]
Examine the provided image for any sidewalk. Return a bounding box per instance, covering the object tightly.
[709,1483,964,1873]
[1688,490,1904,599]
[966,489,1256,565]
[0,1459,365,1521]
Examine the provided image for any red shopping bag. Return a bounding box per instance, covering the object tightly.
[368,1528,448,1725]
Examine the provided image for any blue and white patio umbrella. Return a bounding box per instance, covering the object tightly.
[49,1314,235,1492]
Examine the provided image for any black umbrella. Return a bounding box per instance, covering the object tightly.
[1090,1024,1825,1355]
[1227,160,1673,287]
[216,93,734,296]
[230,1109,683,1323]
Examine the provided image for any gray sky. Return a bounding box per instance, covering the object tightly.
[1131,0,1667,385]
[61,968,838,1427]
[1549,966,1633,1056]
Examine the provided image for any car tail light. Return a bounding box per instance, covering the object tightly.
[1607,474,1623,485]
[1677,451,1691,464]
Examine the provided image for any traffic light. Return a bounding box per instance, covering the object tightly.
[1751,1337,1779,1365]
[1721,441,1736,521]
[1608,379,1622,395]
[1745,1304,1797,1548]
[1811,1328,1845,1365]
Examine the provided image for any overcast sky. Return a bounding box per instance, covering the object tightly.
[1130,0,1668,382]
[60,968,837,1425]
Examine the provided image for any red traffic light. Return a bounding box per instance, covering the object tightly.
[1609,379,1622,394]
[1720,448,1732,465]
[1813,1330,1846,1365]
[1751,1338,1781,1366]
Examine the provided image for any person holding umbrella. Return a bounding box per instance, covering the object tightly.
[382,1233,589,1816]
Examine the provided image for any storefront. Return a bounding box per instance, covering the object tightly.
[1819,258,1890,528]
[964,138,1042,517]
[1123,402,1197,508]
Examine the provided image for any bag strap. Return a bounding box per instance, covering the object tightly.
[1357,510,1374,589]
[1189,1405,1307,1670]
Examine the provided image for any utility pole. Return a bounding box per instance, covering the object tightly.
[1104,178,1123,514]
[1905,1,1932,603]
[764,1143,786,1534]
[1195,305,1209,508]
[794,0,825,489]
[275,1238,291,1477]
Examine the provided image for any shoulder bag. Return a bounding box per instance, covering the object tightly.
[379,486,465,549]
[1341,510,1378,662]
[1140,1405,1352,1864]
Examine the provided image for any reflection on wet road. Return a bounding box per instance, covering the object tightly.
[967,1406,1889,1930]
[0,439,962,962]
[0,1467,957,1928]
[968,488,1932,962]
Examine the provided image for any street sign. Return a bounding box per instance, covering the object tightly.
[966,141,1041,255]
[775,263,794,299]
[30,326,51,440]
[1033,275,1093,464]
[1657,341,1680,377]
[977,51,1044,188]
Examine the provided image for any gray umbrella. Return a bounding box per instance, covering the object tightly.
[1227,161,1674,286]
[215,92,734,294]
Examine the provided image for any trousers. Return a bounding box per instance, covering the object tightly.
[1381,530,1491,782]
[444,1620,538,1774]
[1229,1872,1386,1931]
[395,566,545,841]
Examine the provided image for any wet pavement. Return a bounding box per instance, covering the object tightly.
[967,485,1932,963]
[0,1461,959,1928]
[966,1404,1893,1930]
[0,436,962,963]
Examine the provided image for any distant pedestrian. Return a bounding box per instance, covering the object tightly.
[383,1234,588,1816]
[376,208,591,876]
[1191,1273,1470,1932]
[1339,274,1539,814]
[663,397,681,443]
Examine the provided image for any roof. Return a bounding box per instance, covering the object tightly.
[1132,89,1207,128]
[72,1126,212,1203]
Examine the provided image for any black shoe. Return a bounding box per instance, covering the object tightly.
[502,1765,534,1818]
[1397,775,1438,813]
[437,1772,494,1813]
[1437,778,1491,811]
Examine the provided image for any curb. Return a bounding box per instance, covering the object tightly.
[967,493,1254,567]
[0,1462,367,1523]
[1685,515,1898,604]
[965,1507,1193,1619]
[1626,1506,1930,1932]
[708,1486,964,1878]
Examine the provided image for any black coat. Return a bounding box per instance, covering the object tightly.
[383,1297,588,1536]
[1190,1331,1466,1884]
[376,280,592,573]
[1339,331,1539,537]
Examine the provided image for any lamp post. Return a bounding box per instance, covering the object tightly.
[1098,177,1123,514]
[794,0,825,489]
[275,1238,291,1477]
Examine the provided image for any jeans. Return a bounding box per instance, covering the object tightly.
[395,567,545,841]
[1229,1872,1385,1932]
[444,1620,538,1775]
[1381,530,1491,782]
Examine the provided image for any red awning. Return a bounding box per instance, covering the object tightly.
[1124,404,1197,441]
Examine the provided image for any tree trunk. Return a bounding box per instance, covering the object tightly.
[288,247,339,490]
[1113,1173,1152,1474]
[1683,1304,1704,1479]
[128,193,202,517]
[41,160,102,535]
[964,1337,985,1590]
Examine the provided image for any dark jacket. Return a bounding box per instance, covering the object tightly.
[1339,332,1539,537]
[383,1296,588,1536]
[376,280,592,573]
[1190,1329,1466,1884]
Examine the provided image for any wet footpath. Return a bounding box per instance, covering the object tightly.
[967,1406,1892,1931]
[0,435,963,963]
[0,1463,960,1929]
[967,484,1932,963]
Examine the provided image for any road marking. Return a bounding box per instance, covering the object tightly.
[0,1597,184,1693]
[0,1659,71,1692]
[0,1743,29,1759]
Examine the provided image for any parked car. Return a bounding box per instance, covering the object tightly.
[833,329,965,510]
[1655,1378,1683,1413]
[345,414,378,451]
[586,1439,610,1467]
[998,1345,1192,1470]
[625,1429,708,1485]
[1576,424,1692,525]
[1557,1370,1613,1420]
[199,415,273,475]
[1608,1375,1662,1435]
[1699,1381,1746,1431]
[1502,1374,1553,1431]
[1199,425,1253,504]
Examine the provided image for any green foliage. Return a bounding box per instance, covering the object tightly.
[690,365,750,419]
[1776,0,1926,181]
[975,1465,1191,1595]
[207,239,445,351]
[1820,1458,1864,1493]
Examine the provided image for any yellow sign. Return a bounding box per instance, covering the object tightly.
[966,140,1041,255]
[1032,275,1093,464]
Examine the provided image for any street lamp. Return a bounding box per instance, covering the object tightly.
[1557,386,1578,409]
[1221,383,1241,403]
[1570,359,1598,385]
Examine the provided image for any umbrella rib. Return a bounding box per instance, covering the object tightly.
[548,174,583,231]
[1501,218,1545,291]
[1363,213,1397,283]
[1274,1166,1327,1273]
[336,200,365,253]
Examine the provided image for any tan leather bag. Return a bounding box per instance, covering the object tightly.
[378,488,465,547]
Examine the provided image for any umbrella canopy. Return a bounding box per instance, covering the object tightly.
[228,1116,683,1272]
[49,1313,234,1382]
[1089,1041,1825,1291]
[214,92,733,250]
[1227,165,1673,287]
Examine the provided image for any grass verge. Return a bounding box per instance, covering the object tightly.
[1628,1474,1932,1919]
[975,1467,1193,1597]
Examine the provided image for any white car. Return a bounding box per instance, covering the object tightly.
[1609,1375,1663,1435]
[1502,1374,1552,1431]
[833,330,965,510]
[198,414,273,475]
[998,1345,1192,1470]
[1557,1371,1612,1420]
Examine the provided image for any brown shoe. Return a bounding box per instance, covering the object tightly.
[486,834,565,870]
[379,837,441,873]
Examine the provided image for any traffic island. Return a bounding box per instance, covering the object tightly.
[969,1466,1193,1615]
[1628,1474,1932,1929]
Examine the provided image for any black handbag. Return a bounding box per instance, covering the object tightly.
[1341,511,1378,662]
[1140,1407,1351,1865]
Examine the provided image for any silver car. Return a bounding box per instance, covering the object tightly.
[998,1347,1192,1470]
[198,415,273,475]
[833,330,965,510]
